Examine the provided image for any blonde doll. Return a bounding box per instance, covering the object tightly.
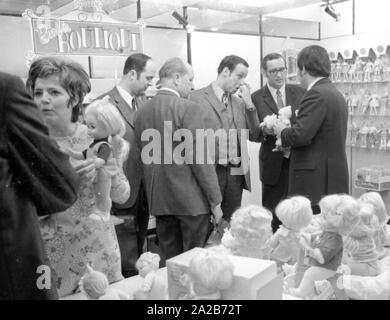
[269,196,313,267]
[67,98,129,222]
[287,194,360,299]
[221,205,272,260]
[359,192,389,258]
[343,203,380,277]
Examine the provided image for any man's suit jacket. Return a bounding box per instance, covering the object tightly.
[251,84,305,186]
[281,78,349,206]
[189,84,258,191]
[98,87,143,209]
[134,89,222,216]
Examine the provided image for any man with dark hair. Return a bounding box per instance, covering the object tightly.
[99,53,157,277]
[189,55,259,223]
[275,45,349,214]
[134,58,222,261]
[251,52,305,233]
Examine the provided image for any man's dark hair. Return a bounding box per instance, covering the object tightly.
[123,53,152,78]
[217,55,249,74]
[297,45,331,78]
[261,53,286,71]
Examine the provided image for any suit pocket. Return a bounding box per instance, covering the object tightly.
[293,161,316,170]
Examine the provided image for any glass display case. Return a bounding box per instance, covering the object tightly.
[331,48,390,212]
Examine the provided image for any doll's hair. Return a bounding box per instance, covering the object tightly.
[275,196,313,231]
[85,97,130,166]
[79,265,109,299]
[319,194,360,235]
[135,252,160,272]
[350,203,379,238]
[226,205,272,259]
[359,192,388,225]
[188,249,234,292]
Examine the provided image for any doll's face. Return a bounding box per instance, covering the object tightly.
[85,111,109,140]
[138,261,155,278]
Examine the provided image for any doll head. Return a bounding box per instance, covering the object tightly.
[222,205,272,259]
[79,264,109,299]
[359,192,388,225]
[278,105,292,122]
[188,248,234,298]
[275,196,313,232]
[319,194,360,235]
[136,252,160,278]
[85,97,126,140]
[349,203,379,238]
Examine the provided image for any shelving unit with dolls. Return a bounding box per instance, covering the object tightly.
[331,46,390,213]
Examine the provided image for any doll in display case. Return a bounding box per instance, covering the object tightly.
[373,57,383,82]
[349,90,360,115]
[341,59,350,82]
[379,126,388,150]
[368,94,380,115]
[351,122,359,147]
[363,59,374,82]
[355,56,365,82]
[330,61,336,82]
[359,90,371,115]
[381,55,390,81]
[334,58,342,82]
[347,61,356,82]
[367,126,379,149]
[380,92,389,116]
[359,124,369,148]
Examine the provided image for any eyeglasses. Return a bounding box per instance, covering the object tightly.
[267,67,287,76]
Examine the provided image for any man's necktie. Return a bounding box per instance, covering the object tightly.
[222,92,229,108]
[131,97,138,110]
[276,89,284,109]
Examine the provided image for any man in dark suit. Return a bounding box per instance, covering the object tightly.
[134,58,223,261]
[275,45,349,213]
[251,53,305,232]
[189,55,260,223]
[99,53,157,277]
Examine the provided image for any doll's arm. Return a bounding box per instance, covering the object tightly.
[343,236,361,254]
[269,231,281,249]
[94,143,111,168]
[65,147,85,160]
[140,272,155,292]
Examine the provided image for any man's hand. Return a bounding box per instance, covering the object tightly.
[211,203,223,225]
[73,159,96,186]
[238,83,256,111]
[261,125,275,136]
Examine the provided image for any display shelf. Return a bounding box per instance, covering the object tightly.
[334,80,390,85]
[350,114,390,117]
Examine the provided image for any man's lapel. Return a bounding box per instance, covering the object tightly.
[109,87,136,128]
[204,84,223,122]
[262,85,279,115]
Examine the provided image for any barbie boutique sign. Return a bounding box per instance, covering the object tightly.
[30,18,143,56]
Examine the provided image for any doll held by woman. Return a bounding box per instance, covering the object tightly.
[67,98,129,222]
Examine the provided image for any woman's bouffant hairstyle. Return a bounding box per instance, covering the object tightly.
[26,56,91,122]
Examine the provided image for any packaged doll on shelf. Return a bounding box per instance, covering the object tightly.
[351,122,359,147]
[367,126,379,149]
[341,59,350,82]
[221,205,272,260]
[380,92,389,116]
[379,128,388,150]
[359,192,390,259]
[373,57,383,82]
[368,94,380,115]
[66,98,130,222]
[355,56,365,82]
[134,252,167,300]
[363,59,374,82]
[343,203,381,277]
[269,196,313,268]
[285,194,360,300]
[180,248,235,300]
[349,90,360,115]
[79,265,130,300]
[359,125,369,148]
[359,90,370,115]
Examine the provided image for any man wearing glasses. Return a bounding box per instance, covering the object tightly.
[251,53,305,233]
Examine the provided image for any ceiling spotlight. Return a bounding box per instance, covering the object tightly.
[172,11,188,27]
[324,2,340,21]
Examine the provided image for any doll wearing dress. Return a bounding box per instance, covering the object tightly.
[286,194,360,299]
[269,196,313,268]
[67,98,129,222]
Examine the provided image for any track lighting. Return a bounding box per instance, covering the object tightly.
[324,1,340,21]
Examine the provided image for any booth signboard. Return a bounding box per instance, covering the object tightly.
[30,18,143,56]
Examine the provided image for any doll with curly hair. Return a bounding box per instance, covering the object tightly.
[286,194,360,299]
